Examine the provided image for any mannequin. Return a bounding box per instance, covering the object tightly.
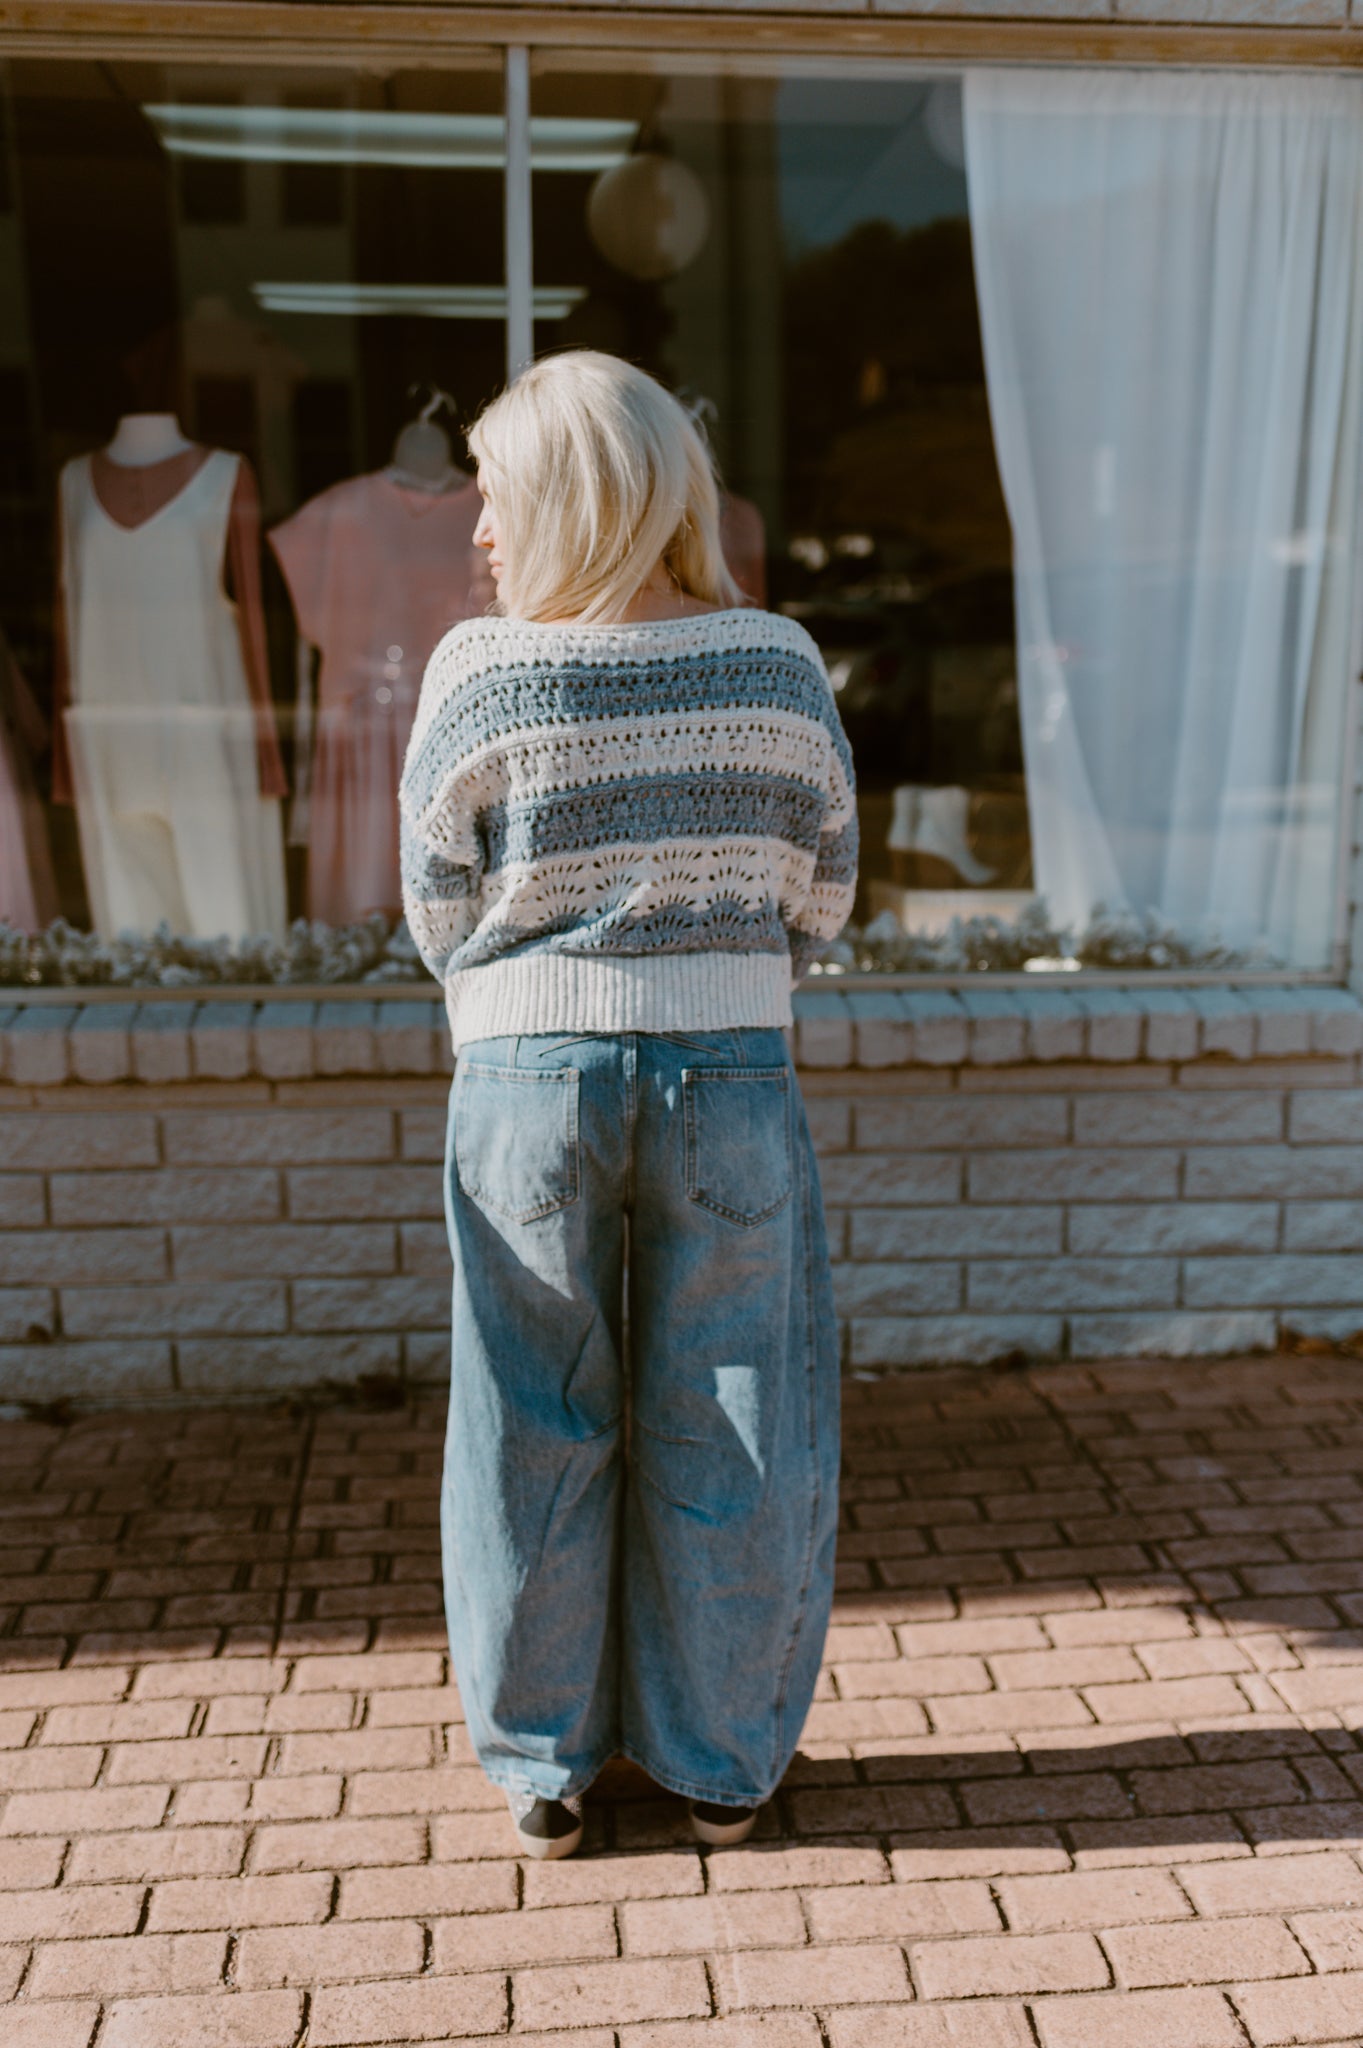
[53,413,288,941]
[103,412,194,465]
[271,399,483,925]
[680,392,768,607]
[390,388,460,493]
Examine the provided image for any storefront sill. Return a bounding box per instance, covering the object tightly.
[0,982,1359,1087]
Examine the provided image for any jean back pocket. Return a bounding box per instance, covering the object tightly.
[454,1063,580,1224]
[683,1065,792,1228]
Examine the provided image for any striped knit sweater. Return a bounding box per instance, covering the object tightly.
[399,607,858,1050]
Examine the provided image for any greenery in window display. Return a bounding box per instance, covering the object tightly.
[810,901,1271,975]
[0,901,1266,989]
[0,916,427,988]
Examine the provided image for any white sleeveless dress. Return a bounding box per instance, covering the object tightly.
[61,449,286,942]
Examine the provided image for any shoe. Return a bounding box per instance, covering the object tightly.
[506,1789,584,1859]
[689,1798,760,1846]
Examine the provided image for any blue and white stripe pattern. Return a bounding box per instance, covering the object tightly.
[400,609,858,1049]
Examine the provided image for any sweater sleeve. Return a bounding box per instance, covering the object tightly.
[788,651,859,981]
[398,633,486,985]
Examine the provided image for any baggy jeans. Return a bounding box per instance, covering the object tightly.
[440,1027,841,1805]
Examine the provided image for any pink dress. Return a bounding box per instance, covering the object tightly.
[270,471,484,925]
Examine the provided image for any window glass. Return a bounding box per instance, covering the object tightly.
[530,59,1362,976]
[0,55,502,984]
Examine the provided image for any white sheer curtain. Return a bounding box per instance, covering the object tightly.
[963,69,1363,966]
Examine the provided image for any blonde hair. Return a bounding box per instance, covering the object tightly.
[466,350,742,623]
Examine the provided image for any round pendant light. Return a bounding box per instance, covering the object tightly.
[586,152,710,282]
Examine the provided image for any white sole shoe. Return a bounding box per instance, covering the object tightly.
[689,1800,759,1846]
[507,1791,584,1859]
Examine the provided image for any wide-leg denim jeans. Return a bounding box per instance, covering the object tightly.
[440,1026,840,1806]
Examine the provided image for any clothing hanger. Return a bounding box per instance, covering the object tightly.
[389,385,463,494]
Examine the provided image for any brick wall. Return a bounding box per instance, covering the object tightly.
[2,987,1362,1405]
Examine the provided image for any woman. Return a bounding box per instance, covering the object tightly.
[400,351,857,1860]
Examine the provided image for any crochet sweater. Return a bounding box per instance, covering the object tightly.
[399,608,858,1050]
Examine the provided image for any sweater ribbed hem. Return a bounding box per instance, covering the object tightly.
[444,951,794,1053]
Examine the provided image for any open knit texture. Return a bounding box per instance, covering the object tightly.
[399,608,858,1050]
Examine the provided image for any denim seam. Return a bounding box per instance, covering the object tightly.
[770,1104,823,1781]
[632,1459,710,1517]
[633,1418,708,1450]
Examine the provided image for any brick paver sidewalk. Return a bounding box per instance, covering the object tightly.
[5,1354,1363,2045]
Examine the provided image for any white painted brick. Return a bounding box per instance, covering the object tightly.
[803,1099,851,1153]
[1187,989,1256,1060]
[437,1033,455,1076]
[1115,0,1343,21]
[0,1113,158,1171]
[399,1108,447,1163]
[967,1257,1178,1312]
[131,1002,195,1084]
[1284,1202,1363,1253]
[175,1333,401,1393]
[792,990,854,1069]
[1072,989,1143,1063]
[404,1330,448,1381]
[291,1277,449,1332]
[375,1002,439,1076]
[1073,1091,1282,1145]
[1184,1254,1363,1309]
[1068,1202,1278,1257]
[1139,991,1200,1064]
[0,1287,55,1342]
[315,1000,378,1076]
[968,1149,1179,1203]
[1277,1306,1363,1341]
[0,1176,44,1227]
[850,1205,1062,1260]
[1243,989,1316,1059]
[1311,991,1363,1057]
[1068,1311,1276,1360]
[7,1007,77,1086]
[818,1153,962,1206]
[960,991,1026,1066]
[286,1166,442,1222]
[1186,1145,1363,1199]
[398,1222,452,1277]
[0,1005,14,1081]
[50,1168,280,1228]
[191,1003,255,1081]
[172,1223,396,1280]
[60,1281,288,1338]
[1289,1089,1363,1143]
[873,0,1109,13]
[163,1108,393,1166]
[850,1314,1062,1368]
[69,1005,137,1085]
[854,1095,1067,1150]
[253,1002,316,1080]
[833,1261,962,1316]
[846,991,912,1069]
[1019,991,1085,1063]
[900,992,969,1066]
[0,1229,167,1285]
[0,1339,173,1401]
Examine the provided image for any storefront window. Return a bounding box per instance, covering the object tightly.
[0,52,1359,985]
[532,59,1363,976]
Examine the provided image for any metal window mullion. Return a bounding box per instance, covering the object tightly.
[504,44,533,382]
